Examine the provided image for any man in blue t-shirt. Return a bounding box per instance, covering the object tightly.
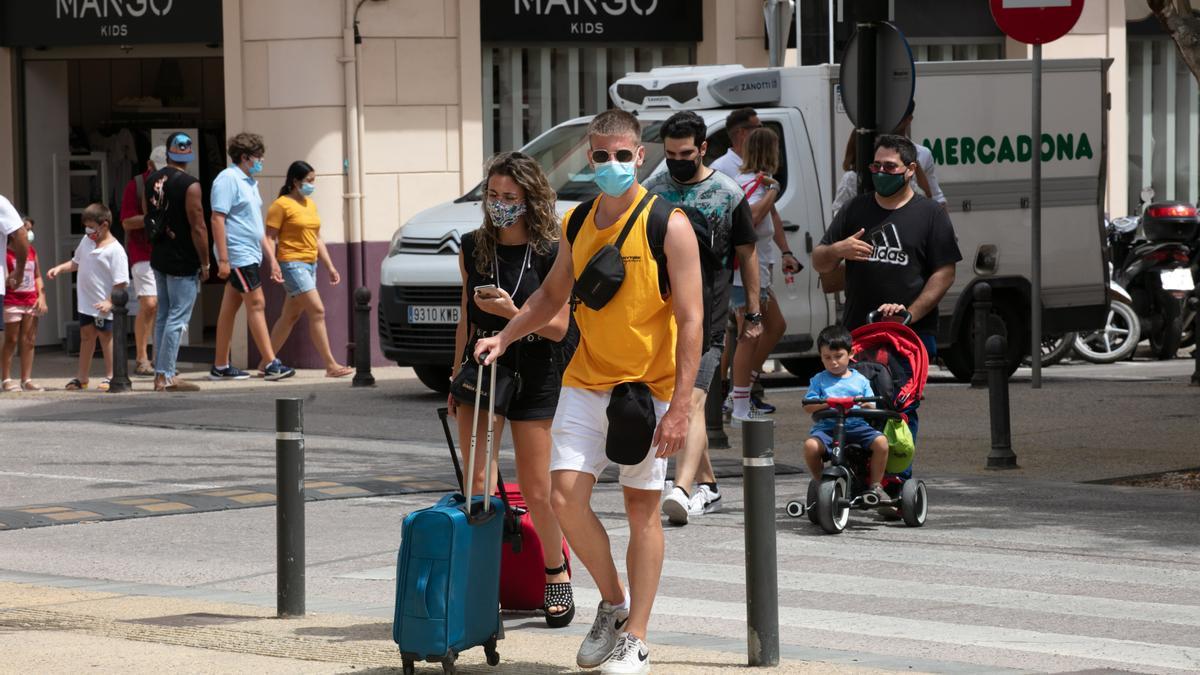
[803,325,891,502]
[209,132,293,381]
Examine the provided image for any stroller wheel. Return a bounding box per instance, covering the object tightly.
[806,480,820,524]
[816,477,849,534]
[900,479,928,527]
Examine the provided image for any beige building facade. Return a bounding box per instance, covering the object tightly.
[0,0,1196,365]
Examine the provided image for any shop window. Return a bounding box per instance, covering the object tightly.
[1128,38,1200,208]
[482,44,693,156]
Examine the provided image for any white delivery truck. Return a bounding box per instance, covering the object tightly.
[380,59,1110,392]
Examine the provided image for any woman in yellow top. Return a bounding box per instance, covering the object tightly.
[266,161,353,377]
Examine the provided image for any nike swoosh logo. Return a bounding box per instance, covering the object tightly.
[638,649,649,662]
[615,617,628,631]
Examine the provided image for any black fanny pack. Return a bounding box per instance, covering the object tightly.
[573,192,655,310]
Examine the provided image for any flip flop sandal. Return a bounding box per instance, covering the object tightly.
[326,365,354,378]
[21,380,44,392]
[2,379,18,393]
[134,361,156,377]
[65,378,87,391]
[543,562,575,628]
[97,378,111,392]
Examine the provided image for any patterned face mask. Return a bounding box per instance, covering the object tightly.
[486,199,526,229]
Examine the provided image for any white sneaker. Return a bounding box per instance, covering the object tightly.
[600,632,651,674]
[721,394,733,414]
[577,600,630,668]
[661,486,691,526]
[730,406,767,428]
[695,484,723,514]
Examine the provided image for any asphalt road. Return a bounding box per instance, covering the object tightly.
[1,356,1198,673]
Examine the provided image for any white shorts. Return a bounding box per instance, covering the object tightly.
[550,386,670,491]
[131,261,157,298]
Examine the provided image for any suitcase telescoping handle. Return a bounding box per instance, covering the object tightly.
[437,406,513,517]
[457,353,506,515]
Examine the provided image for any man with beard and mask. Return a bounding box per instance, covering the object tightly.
[813,134,960,439]
[642,111,761,526]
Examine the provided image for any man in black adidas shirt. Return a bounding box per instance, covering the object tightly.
[814,134,960,354]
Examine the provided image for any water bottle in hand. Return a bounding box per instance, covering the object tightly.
[785,273,798,301]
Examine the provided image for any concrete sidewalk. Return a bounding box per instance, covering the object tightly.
[0,581,886,674]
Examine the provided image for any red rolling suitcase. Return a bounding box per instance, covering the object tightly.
[438,409,572,626]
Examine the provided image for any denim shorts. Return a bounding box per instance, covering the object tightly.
[281,261,318,297]
[731,285,771,310]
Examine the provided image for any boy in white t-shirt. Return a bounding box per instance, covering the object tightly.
[47,203,129,391]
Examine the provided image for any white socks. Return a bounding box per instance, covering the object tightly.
[732,385,751,417]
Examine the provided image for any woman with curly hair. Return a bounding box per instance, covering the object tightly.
[448,151,577,627]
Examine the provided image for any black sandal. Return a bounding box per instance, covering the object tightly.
[543,562,575,628]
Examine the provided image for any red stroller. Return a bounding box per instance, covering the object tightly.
[786,314,930,534]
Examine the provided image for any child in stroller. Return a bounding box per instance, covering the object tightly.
[801,325,892,504]
[789,315,929,533]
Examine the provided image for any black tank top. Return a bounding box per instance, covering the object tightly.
[148,167,203,276]
[460,231,575,366]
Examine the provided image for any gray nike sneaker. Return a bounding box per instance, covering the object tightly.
[577,600,630,668]
[600,632,651,674]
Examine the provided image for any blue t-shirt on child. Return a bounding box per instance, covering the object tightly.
[805,369,876,434]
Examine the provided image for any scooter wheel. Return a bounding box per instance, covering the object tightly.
[900,479,928,527]
[785,500,805,518]
[817,477,849,534]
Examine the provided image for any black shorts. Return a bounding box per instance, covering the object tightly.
[79,314,112,332]
[466,337,564,422]
[229,264,262,293]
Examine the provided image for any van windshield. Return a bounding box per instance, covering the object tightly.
[460,121,666,203]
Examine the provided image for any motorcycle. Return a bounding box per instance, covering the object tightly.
[1072,269,1141,364]
[1107,201,1199,360]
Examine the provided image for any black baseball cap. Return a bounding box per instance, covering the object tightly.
[606,382,657,465]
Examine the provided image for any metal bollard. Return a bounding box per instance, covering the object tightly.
[276,398,305,617]
[108,289,132,393]
[970,283,992,388]
[352,286,376,388]
[705,366,729,449]
[742,418,779,667]
[985,335,1018,469]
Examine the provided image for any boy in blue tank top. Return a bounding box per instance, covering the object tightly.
[803,325,892,502]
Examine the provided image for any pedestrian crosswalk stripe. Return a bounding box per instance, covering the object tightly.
[713,537,1200,588]
[573,587,1200,672]
[659,559,1200,628]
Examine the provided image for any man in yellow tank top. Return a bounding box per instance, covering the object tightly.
[476,109,703,673]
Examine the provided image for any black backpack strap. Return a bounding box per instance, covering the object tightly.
[613,191,656,250]
[647,197,675,295]
[565,198,595,245]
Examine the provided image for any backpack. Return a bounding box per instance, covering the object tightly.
[566,195,719,351]
[143,169,177,244]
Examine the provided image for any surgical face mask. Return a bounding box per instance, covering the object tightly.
[594,161,637,197]
[299,182,315,197]
[85,226,98,238]
[486,199,526,229]
[248,159,264,175]
[666,157,701,183]
[25,231,34,244]
[871,170,909,197]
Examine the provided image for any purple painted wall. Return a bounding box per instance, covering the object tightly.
[251,241,392,369]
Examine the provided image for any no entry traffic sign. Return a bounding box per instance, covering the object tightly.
[989,0,1085,45]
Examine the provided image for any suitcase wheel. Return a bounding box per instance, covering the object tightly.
[440,656,457,674]
[401,657,414,675]
[485,636,500,666]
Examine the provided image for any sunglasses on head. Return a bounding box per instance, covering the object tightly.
[172,136,193,150]
[590,148,637,164]
[869,161,909,175]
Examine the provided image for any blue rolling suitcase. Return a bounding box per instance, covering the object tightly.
[394,364,505,674]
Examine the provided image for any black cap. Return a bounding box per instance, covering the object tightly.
[605,382,657,465]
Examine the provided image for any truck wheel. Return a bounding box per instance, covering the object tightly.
[944,300,1025,382]
[413,364,452,394]
[780,358,821,380]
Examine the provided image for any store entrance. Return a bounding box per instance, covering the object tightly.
[23,51,224,359]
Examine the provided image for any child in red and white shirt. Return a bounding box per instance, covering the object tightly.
[3,216,48,392]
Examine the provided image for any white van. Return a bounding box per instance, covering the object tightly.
[380,60,1110,392]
